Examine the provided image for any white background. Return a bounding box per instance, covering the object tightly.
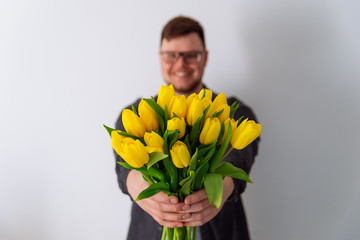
[1,0,359,240]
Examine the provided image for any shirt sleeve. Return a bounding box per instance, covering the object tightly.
[224,97,260,202]
[114,98,142,197]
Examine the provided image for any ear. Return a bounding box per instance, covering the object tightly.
[203,50,209,66]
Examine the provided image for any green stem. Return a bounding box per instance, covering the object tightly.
[186,226,191,239]
[141,173,155,184]
[222,147,234,161]
[161,226,167,240]
[192,226,197,240]
[168,227,174,240]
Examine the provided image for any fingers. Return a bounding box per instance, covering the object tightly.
[184,188,208,205]
[182,198,210,213]
[135,192,191,228]
[182,204,219,227]
[152,191,179,204]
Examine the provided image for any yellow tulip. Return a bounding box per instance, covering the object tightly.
[199,117,221,144]
[186,97,204,126]
[115,137,149,168]
[167,117,186,139]
[138,99,159,132]
[214,104,230,123]
[201,97,215,120]
[122,109,145,137]
[220,118,238,144]
[212,93,227,110]
[111,130,126,154]
[170,141,190,168]
[231,118,262,150]
[144,131,164,153]
[157,84,175,110]
[168,95,186,118]
[199,88,213,100]
[185,93,199,109]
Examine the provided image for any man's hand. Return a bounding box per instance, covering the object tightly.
[127,170,234,227]
[181,177,235,227]
[126,170,191,228]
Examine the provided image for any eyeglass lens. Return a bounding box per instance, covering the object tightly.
[161,51,203,63]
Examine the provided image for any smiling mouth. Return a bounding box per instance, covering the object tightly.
[174,72,190,77]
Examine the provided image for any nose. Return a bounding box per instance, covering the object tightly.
[174,54,187,66]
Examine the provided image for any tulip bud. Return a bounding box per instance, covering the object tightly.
[231,118,262,150]
[111,130,126,154]
[186,97,204,126]
[144,131,164,153]
[157,84,175,110]
[199,88,213,100]
[122,109,146,137]
[170,141,190,168]
[212,93,227,110]
[220,118,238,144]
[168,95,186,118]
[185,93,199,109]
[138,99,159,132]
[199,117,221,144]
[167,117,186,139]
[202,97,215,120]
[115,137,149,168]
[214,104,230,123]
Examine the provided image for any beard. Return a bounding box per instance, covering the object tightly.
[172,79,203,95]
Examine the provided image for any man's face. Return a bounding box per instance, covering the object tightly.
[159,32,208,94]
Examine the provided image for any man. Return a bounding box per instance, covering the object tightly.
[115,16,259,240]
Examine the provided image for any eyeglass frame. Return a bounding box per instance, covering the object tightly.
[159,51,206,64]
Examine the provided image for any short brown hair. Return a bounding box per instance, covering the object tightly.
[161,16,206,48]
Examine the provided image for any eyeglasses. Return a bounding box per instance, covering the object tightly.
[159,51,205,64]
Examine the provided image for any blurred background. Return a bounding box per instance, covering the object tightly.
[1,0,359,239]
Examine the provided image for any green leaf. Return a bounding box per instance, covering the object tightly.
[197,143,215,159]
[117,161,134,170]
[179,170,194,186]
[184,135,191,155]
[162,130,169,154]
[189,148,198,172]
[147,152,168,169]
[148,166,167,183]
[143,98,165,133]
[212,108,224,118]
[103,124,115,137]
[198,143,216,167]
[117,162,155,184]
[162,157,178,192]
[209,123,232,172]
[132,104,138,115]
[193,162,209,190]
[204,173,223,209]
[117,162,149,176]
[168,130,180,150]
[172,112,178,118]
[136,182,170,201]
[201,89,206,99]
[214,162,253,183]
[190,105,210,145]
[116,131,141,140]
[237,116,244,126]
[143,98,165,118]
[164,105,169,128]
[230,101,240,119]
[179,171,195,197]
[217,121,225,143]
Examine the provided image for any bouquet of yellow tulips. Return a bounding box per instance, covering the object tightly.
[104,84,261,240]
